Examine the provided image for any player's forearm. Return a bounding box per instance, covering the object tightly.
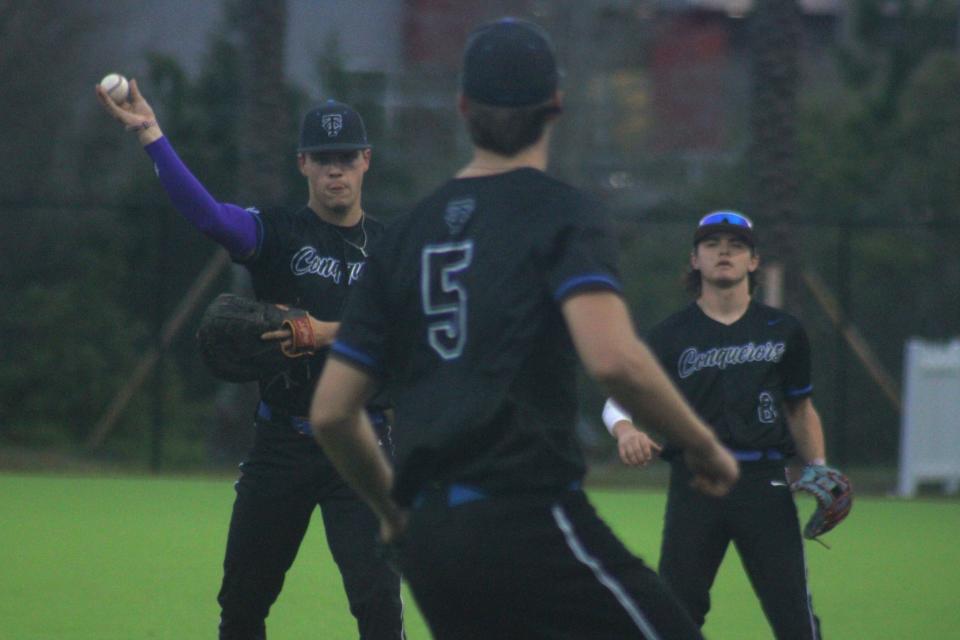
[143,137,258,257]
[786,399,827,464]
[311,319,340,349]
[605,342,719,454]
[313,409,402,524]
[135,120,164,146]
[602,398,631,435]
[611,420,637,440]
[564,293,719,453]
[310,359,401,524]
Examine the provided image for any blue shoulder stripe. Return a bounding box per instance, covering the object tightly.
[553,273,622,301]
[331,340,381,372]
[786,384,813,398]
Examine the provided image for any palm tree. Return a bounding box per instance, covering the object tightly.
[233,0,290,205]
[748,0,802,308]
[220,0,290,455]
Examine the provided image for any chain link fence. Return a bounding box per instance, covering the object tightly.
[599,215,960,468]
[2,203,958,472]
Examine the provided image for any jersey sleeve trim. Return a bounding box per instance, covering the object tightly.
[785,384,813,398]
[234,210,265,263]
[330,339,382,374]
[553,273,622,301]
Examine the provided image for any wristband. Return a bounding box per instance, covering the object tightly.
[280,315,317,357]
[808,457,826,467]
[126,119,156,132]
[602,398,632,436]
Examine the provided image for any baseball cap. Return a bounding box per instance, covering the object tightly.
[461,18,559,107]
[297,100,371,153]
[693,210,756,246]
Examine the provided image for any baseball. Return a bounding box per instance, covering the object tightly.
[100,73,129,104]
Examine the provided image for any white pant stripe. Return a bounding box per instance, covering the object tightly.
[799,540,819,639]
[551,504,662,640]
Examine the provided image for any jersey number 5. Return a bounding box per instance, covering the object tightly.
[421,241,474,360]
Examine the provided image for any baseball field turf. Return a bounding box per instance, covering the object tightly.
[2,472,957,639]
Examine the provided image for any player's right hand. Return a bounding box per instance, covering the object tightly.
[94,78,159,135]
[613,422,662,467]
[684,441,739,497]
[379,509,409,545]
[260,313,337,353]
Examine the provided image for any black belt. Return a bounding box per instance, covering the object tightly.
[256,401,388,437]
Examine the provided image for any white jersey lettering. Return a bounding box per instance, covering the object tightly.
[290,246,365,285]
[678,341,786,379]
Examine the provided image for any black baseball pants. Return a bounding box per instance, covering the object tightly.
[393,487,703,639]
[217,415,403,639]
[659,459,820,639]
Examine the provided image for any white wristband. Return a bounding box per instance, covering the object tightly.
[602,398,632,436]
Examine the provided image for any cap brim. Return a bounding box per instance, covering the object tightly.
[298,143,372,152]
[694,224,755,246]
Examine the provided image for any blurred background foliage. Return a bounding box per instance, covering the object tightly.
[0,0,957,472]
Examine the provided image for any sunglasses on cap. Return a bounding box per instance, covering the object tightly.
[697,211,754,229]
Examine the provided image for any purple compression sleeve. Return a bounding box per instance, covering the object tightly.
[144,136,258,257]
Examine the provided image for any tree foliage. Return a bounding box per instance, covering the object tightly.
[3,1,958,466]
[0,1,103,200]
[801,0,960,224]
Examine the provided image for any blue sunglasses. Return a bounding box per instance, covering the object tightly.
[698,211,753,229]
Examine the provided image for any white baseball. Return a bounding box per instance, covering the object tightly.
[100,73,129,104]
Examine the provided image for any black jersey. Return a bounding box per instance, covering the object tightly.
[331,168,622,505]
[236,205,383,416]
[646,300,813,457]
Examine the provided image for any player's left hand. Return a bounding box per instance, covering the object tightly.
[197,294,324,382]
[791,464,853,541]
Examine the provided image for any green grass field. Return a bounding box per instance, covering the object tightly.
[2,472,958,639]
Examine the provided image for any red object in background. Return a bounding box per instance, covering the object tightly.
[402,0,534,69]
[650,14,731,153]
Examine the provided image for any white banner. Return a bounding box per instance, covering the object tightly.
[897,338,960,497]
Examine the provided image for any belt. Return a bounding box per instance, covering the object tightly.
[257,401,312,436]
[256,401,388,437]
[729,448,784,462]
[413,481,583,509]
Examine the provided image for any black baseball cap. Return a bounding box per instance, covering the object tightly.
[297,100,371,153]
[693,210,756,247]
[461,18,559,107]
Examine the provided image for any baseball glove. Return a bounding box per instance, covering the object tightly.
[791,464,853,541]
[196,293,317,382]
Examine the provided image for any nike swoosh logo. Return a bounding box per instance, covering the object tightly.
[767,318,784,326]
[770,480,789,487]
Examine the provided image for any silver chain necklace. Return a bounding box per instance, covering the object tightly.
[336,214,368,257]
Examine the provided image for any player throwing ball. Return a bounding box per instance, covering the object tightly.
[604,211,832,639]
[308,18,738,640]
[95,82,404,638]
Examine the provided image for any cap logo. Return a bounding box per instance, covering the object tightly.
[444,197,475,235]
[321,113,343,138]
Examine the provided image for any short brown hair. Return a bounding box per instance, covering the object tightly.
[462,98,561,156]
